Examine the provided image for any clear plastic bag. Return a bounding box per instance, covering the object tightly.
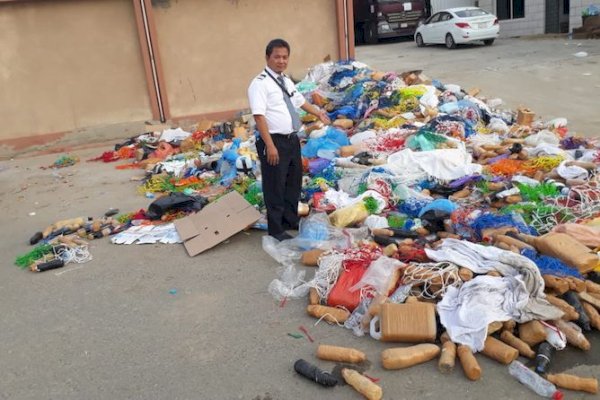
[349,256,404,295]
[267,264,310,301]
[344,297,373,337]
[295,212,370,250]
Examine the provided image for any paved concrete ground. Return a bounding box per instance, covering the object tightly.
[1,37,599,400]
[357,36,600,137]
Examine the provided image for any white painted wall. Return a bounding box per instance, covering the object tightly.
[479,0,546,36]
[430,0,476,13]
[431,0,584,36]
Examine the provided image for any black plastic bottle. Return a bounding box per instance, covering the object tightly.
[535,342,554,375]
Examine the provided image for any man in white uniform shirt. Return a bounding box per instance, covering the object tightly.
[248,38,330,241]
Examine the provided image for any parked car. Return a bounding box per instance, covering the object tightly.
[414,7,499,49]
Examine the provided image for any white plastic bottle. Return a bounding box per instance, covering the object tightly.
[508,360,563,399]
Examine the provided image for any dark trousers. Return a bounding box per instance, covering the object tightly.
[256,133,302,236]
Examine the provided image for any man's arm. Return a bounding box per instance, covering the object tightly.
[254,115,279,166]
[301,102,331,125]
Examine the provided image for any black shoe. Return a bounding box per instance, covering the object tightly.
[272,232,294,241]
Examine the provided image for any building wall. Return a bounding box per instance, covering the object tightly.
[480,0,545,36]
[0,0,342,150]
[0,0,153,142]
[431,0,476,14]
[151,0,339,119]
[569,0,585,31]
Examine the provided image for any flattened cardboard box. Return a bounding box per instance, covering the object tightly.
[175,191,261,256]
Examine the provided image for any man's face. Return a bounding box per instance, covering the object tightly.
[266,46,289,74]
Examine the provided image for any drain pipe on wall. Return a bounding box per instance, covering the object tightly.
[336,0,356,61]
[133,0,169,123]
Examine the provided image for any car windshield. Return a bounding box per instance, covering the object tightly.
[454,8,489,17]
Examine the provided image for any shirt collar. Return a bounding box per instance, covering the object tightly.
[265,66,285,79]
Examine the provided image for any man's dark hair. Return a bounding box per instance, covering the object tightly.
[266,39,290,57]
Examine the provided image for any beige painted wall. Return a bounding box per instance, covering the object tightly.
[152,0,339,118]
[0,0,152,140]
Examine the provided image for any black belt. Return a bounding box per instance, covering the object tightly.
[270,132,297,138]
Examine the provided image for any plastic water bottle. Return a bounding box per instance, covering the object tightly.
[389,284,412,303]
[508,361,563,399]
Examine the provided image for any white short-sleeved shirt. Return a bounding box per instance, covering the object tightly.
[247,66,306,135]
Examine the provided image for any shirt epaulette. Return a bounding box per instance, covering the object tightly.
[256,73,267,80]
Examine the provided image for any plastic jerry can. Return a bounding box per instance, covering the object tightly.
[370,302,437,342]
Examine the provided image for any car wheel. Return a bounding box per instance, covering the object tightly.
[483,39,495,46]
[445,33,456,49]
[416,33,425,47]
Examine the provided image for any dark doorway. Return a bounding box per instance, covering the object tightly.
[546,0,570,33]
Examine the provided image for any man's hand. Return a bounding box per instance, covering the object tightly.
[266,144,279,165]
[317,109,331,125]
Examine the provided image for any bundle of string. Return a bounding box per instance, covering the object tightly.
[310,250,345,302]
[470,212,534,240]
[450,207,482,240]
[402,262,462,299]
[56,245,93,264]
[88,146,136,163]
[398,197,431,218]
[560,136,591,150]
[516,182,561,202]
[545,182,600,225]
[366,176,393,199]
[502,202,563,234]
[433,120,466,141]
[460,106,480,125]
[523,155,564,172]
[407,130,449,152]
[396,243,428,263]
[389,96,420,113]
[363,196,380,214]
[42,154,80,169]
[15,244,53,268]
[474,121,492,135]
[370,116,407,130]
[363,128,411,154]
[486,159,535,177]
[387,214,407,228]
[342,244,383,270]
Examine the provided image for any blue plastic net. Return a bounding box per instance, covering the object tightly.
[398,198,431,218]
[328,68,358,87]
[521,248,583,278]
[470,213,536,240]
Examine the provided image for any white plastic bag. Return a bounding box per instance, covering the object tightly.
[350,256,404,295]
[267,264,310,301]
[488,117,509,134]
[540,321,567,350]
[262,235,302,265]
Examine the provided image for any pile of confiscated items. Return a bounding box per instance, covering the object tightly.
[257,61,600,399]
[16,60,600,398]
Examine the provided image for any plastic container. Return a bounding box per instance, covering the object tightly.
[535,342,554,375]
[389,284,412,303]
[508,360,563,399]
[371,302,437,342]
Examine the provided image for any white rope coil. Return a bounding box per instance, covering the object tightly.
[402,262,462,299]
[55,245,93,264]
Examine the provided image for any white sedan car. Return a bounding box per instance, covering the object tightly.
[414,7,499,49]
